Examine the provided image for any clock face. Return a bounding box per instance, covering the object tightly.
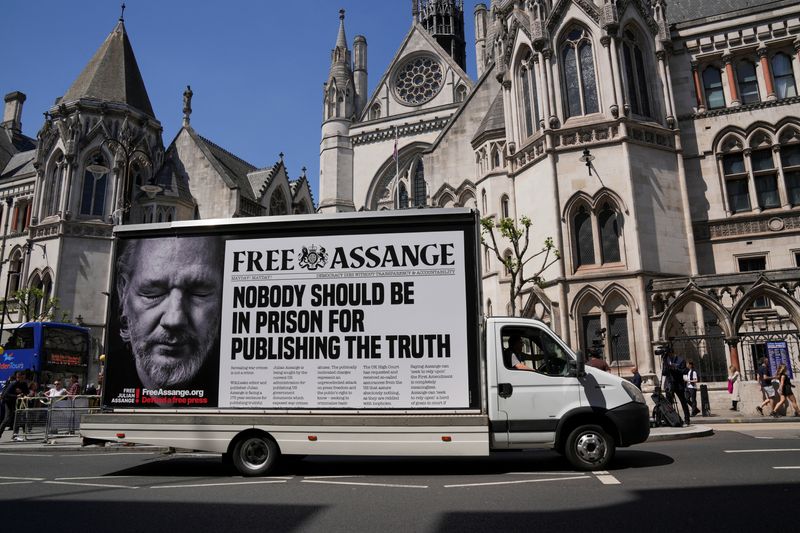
[394,55,444,105]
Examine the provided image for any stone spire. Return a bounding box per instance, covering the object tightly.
[324,9,355,122]
[61,19,155,118]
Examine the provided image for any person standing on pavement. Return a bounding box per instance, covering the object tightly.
[661,347,691,426]
[630,367,643,390]
[685,360,700,416]
[66,375,80,396]
[771,364,800,418]
[727,365,741,411]
[756,358,777,416]
[0,371,28,440]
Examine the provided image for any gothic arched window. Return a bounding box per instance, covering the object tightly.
[412,160,426,207]
[269,189,288,215]
[44,153,65,218]
[80,153,108,217]
[736,61,760,104]
[621,28,651,117]
[772,53,798,99]
[561,26,599,118]
[8,250,22,294]
[598,203,621,263]
[501,195,509,218]
[518,52,539,137]
[702,66,725,109]
[370,103,381,120]
[574,205,595,266]
[399,182,409,209]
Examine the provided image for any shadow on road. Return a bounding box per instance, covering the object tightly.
[106,448,673,478]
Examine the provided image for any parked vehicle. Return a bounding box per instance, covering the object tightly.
[81,208,649,474]
[0,322,91,387]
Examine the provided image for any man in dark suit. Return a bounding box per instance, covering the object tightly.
[662,347,691,426]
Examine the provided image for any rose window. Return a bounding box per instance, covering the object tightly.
[394,56,443,105]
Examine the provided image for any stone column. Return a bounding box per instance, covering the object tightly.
[601,35,620,118]
[774,144,789,207]
[726,337,741,373]
[758,46,777,101]
[691,61,706,113]
[657,50,675,128]
[723,54,740,106]
[536,51,551,126]
[543,49,559,129]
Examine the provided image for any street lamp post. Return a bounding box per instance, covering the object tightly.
[0,197,15,346]
[0,268,20,346]
[86,138,162,225]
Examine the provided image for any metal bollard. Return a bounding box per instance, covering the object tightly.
[700,384,711,416]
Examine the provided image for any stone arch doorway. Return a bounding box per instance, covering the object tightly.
[662,301,730,383]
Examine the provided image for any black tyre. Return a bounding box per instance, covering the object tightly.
[231,434,279,477]
[564,424,615,471]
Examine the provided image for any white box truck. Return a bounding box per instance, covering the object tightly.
[81,208,649,474]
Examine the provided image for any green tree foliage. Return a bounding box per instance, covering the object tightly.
[480,216,560,317]
[7,287,69,322]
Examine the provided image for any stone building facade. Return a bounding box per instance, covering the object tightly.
[318,0,800,384]
[0,19,314,383]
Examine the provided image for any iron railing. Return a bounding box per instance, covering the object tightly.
[10,395,101,441]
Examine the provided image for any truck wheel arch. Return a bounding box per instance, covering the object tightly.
[554,408,618,454]
[227,429,282,477]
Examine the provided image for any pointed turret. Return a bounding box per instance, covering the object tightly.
[61,20,155,118]
[320,10,356,213]
[324,9,356,121]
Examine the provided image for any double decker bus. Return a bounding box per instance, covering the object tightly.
[0,322,91,387]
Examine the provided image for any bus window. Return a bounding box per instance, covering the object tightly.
[4,327,34,350]
[43,327,89,368]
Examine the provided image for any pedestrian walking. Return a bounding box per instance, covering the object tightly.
[685,360,700,416]
[727,365,741,411]
[756,358,777,416]
[771,364,800,418]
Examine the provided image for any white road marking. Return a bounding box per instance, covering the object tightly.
[302,475,364,480]
[725,449,800,453]
[773,466,800,470]
[0,481,34,486]
[55,476,138,481]
[152,480,289,489]
[755,437,775,440]
[507,472,585,476]
[302,479,428,489]
[44,480,138,489]
[0,476,45,481]
[445,475,589,488]
[0,453,52,457]
[592,470,621,484]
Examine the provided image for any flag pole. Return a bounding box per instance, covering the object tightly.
[394,126,400,209]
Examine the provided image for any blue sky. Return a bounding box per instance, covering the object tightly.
[2,1,479,202]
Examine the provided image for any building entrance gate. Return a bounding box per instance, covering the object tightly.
[667,323,728,383]
[737,328,800,381]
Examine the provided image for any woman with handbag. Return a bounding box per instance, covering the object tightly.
[771,364,800,418]
[727,365,741,411]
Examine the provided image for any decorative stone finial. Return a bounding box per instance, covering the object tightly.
[182,85,193,127]
[120,2,126,22]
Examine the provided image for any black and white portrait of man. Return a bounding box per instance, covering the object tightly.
[105,235,223,406]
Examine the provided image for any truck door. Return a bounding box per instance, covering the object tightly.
[492,324,581,447]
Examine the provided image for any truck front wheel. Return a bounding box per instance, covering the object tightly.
[564,424,615,471]
[232,434,279,477]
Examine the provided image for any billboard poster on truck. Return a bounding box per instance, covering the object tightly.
[103,213,479,410]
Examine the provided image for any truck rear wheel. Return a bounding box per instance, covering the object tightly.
[232,434,279,477]
[564,424,614,471]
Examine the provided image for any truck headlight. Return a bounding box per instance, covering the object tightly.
[622,380,645,404]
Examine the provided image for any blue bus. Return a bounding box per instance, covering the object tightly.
[1,322,91,387]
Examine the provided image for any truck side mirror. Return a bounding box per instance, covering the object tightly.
[573,351,586,377]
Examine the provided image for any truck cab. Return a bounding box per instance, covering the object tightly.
[486,317,649,470]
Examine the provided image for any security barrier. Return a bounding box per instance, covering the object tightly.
[9,396,101,441]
